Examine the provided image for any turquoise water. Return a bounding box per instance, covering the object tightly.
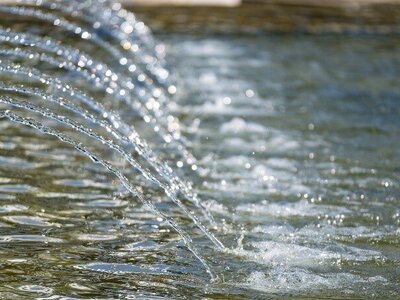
[0,2,399,298]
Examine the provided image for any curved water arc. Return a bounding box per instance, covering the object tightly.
[0,0,228,285]
[0,95,224,250]
[0,5,166,89]
[19,0,167,80]
[0,28,196,169]
[0,61,215,226]
[0,109,217,281]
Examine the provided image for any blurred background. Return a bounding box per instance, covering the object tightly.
[126,0,400,34]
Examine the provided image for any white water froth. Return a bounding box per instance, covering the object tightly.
[236,200,351,218]
[244,268,387,294]
[220,117,267,134]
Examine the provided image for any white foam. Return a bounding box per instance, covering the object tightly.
[180,39,239,57]
[251,240,380,266]
[199,72,218,85]
[220,118,267,134]
[229,241,338,268]
[266,158,298,172]
[236,200,350,218]
[202,199,228,215]
[244,268,387,294]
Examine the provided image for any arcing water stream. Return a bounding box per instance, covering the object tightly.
[0,0,224,279]
[0,0,399,299]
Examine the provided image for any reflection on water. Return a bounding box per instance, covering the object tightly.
[0,1,399,299]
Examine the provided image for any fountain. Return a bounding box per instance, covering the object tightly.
[0,0,223,281]
[0,0,399,298]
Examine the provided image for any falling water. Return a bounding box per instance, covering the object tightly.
[0,0,223,281]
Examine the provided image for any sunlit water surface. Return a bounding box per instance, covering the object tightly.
[0,3,399,299]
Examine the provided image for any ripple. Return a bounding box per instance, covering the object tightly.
[236,200,350,218]
[3,215,56,227]
[76,263,167,275]
[123,240,161,251]
[69,283,93,291]
[0,235,63,243]
[77,234,119,241]
[180,40,238,57]
[227,237,383,269]
[0,184,36,193]
[244,268,387,294]
[77,199,128,208]
[0,141,16,150]
[36,191,110,200]
[18,285,53,294]
[220,118,267,134]
[7,258,28,263]
[252,224,400,244]
[178,100,268,117]
[0,155,38,169]
[0,204,28,213]
[53,179,116,189]
[0,177,12,183]
[0,193,16,200]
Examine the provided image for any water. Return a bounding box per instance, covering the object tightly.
[0,1,399,299]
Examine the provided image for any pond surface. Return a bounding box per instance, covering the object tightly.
[0,4,399,299]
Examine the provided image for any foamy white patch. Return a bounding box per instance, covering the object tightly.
[205,155,303,199]
[236,200,347,217]
[251,224,295,237]
[220,118,267,134]
[229,241,337,268]
[186,101,266,116]
[175,97,273,117]
[253,240,380,266]
[249,224,395,253]
[203,180,248,193]
[265,158,298,172]
[244,268,387,294]
[179,40,240,57]
[227,237,382,271]
[251,165,278,182]
[216,155,251,168]
[185,98,235,115]
[253,224,400,244]
[267,135,300,151]
[222,137,249,148]
[220,132,300,153]
[199,72,218,85]
[204,161,309,197]
[202,199,228,215]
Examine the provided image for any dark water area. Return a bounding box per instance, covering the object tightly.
[134,2,400,35]
[0,1,399,299]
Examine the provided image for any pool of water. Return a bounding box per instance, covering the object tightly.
[0,3,399,299]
